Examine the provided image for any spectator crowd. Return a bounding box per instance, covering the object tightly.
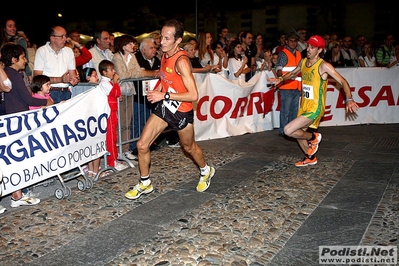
[0,17,397,213]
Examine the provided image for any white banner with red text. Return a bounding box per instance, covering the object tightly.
[193,67,399,141]
[0,87,109,196]
[194,71,277,141]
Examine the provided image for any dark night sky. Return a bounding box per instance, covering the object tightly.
[19,2,216,24]
[14,1,388,45]
[16,3,212,45]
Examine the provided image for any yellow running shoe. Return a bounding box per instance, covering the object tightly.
[125,181,153,199]
[196,166,215,192]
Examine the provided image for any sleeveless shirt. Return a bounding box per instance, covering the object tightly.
[298,57,327,129]
[160,49,192,112]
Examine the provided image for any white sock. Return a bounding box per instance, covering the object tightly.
[140,176,150,186]
[200,165,209,176]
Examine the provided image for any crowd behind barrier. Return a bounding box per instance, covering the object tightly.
[1,67,398,195]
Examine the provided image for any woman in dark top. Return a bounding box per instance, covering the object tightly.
[1,43,52,208]
[323,41,345,68]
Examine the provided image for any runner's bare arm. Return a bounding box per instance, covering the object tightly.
[146,55,198,103]
[321,61,359,113]
[173,55,199,102]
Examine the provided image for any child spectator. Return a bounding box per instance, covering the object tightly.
[80,67,98,84]
[271,52,278,69]
[256,47,273,72]
[79,67,106,178]
[29,75,53,110]
[97,60,128,171]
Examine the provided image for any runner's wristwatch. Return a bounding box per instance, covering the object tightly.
[164,92,170,101]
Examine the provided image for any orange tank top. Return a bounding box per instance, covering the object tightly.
[160,49,192,112]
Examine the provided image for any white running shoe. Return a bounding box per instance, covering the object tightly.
[114,161,129,171]
[123,151,138,161]
[10,195,40,208]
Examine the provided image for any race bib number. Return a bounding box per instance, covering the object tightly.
[164,87,181,114]
[302,84,314,99]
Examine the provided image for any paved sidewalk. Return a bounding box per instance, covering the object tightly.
[0,124,398,265]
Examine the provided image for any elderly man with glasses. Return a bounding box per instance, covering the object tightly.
[34,26,79,103]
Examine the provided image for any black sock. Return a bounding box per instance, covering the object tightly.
[307,154,315,160]
[309,132,316,141]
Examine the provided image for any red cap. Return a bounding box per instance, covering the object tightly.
[307,35,325,48]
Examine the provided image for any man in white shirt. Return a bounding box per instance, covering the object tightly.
[34,26,79,103]
[83,30,113,74]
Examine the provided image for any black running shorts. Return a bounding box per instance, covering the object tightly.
[152,101,193,131]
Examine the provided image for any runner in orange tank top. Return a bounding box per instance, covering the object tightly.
[124,19,216,200]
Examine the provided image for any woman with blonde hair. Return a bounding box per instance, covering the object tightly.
[324,41,345,67]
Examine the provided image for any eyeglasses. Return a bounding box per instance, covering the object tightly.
[52,34,68,39]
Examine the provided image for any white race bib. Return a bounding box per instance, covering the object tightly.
[164,87,181,114]
[302,84,314,99]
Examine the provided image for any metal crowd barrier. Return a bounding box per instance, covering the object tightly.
[72,77,157,169]
[116,77,157,167]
